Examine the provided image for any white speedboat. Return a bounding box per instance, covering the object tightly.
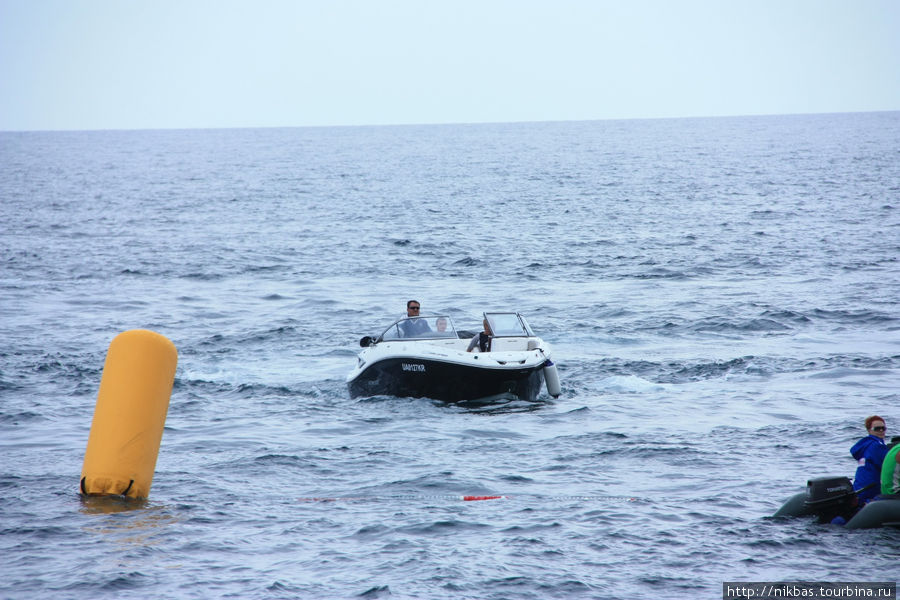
[347,312,560,402]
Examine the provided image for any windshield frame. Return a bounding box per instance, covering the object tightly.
[483,312,535,338]
[378,315,458,341]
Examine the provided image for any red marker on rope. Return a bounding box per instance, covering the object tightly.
[462,495,505,501]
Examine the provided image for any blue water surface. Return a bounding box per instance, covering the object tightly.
[1,112,899,599]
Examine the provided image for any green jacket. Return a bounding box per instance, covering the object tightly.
[881,444,900,496]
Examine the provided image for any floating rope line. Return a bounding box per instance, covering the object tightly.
[297,495,641,503]
[298,495,507,502]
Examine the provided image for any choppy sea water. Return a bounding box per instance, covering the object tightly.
[1,113,899,599]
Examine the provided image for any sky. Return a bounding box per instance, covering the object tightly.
[1,0,899,131]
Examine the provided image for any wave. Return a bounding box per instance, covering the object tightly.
[597,375,667,393]
[193,325,301,350]
[595,353,899,386]
[21,354,102,388]
[0,410,45,425]
[180,272,226,281]
[623,306,896,338]
[759,309,812,324]
[810,308,898,326]
[173,377,317,400]
[569,356,770,384]
[452,256,479,267]
[687,317,792,334]
[633,267,691,280]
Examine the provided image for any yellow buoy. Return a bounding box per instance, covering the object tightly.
[80,329,177,499]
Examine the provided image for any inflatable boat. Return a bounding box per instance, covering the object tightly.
[347,312,560,403]
[773,476,900,529]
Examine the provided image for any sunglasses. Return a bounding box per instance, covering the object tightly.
[409,306,420,310]
[872,426,886,432]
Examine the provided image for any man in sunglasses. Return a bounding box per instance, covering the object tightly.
[850,415,889,505]
[400,300,431,337]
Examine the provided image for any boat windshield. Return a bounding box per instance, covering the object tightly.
[379,315,458,341]
[484,312,535,337]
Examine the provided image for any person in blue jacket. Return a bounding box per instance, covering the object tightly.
[850,415,888,505]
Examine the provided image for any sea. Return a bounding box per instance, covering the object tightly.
[1,112,898,599]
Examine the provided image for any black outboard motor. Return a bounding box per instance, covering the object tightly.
[803,476,858,524]
[775,475,900,528]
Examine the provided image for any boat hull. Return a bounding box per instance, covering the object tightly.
[348,357,546,403]
[774,491,900,529]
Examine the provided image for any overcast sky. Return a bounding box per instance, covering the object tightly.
[1,0,899,131]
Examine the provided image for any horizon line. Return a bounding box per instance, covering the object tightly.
[2,108,898,135]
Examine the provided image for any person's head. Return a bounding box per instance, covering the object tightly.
[407,300,421,317]
[482,319,492,334]
[436,317,448,332]
[865,415,886,439]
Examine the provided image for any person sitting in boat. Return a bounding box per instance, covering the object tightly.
[850,415,889,505]
[399,300,431,337]
[880,436,900,497]
[466,319,493,353]
[434,317,452,336]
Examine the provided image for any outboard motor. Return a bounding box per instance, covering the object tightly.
[774,475,899,529]
[803,476,858,524]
